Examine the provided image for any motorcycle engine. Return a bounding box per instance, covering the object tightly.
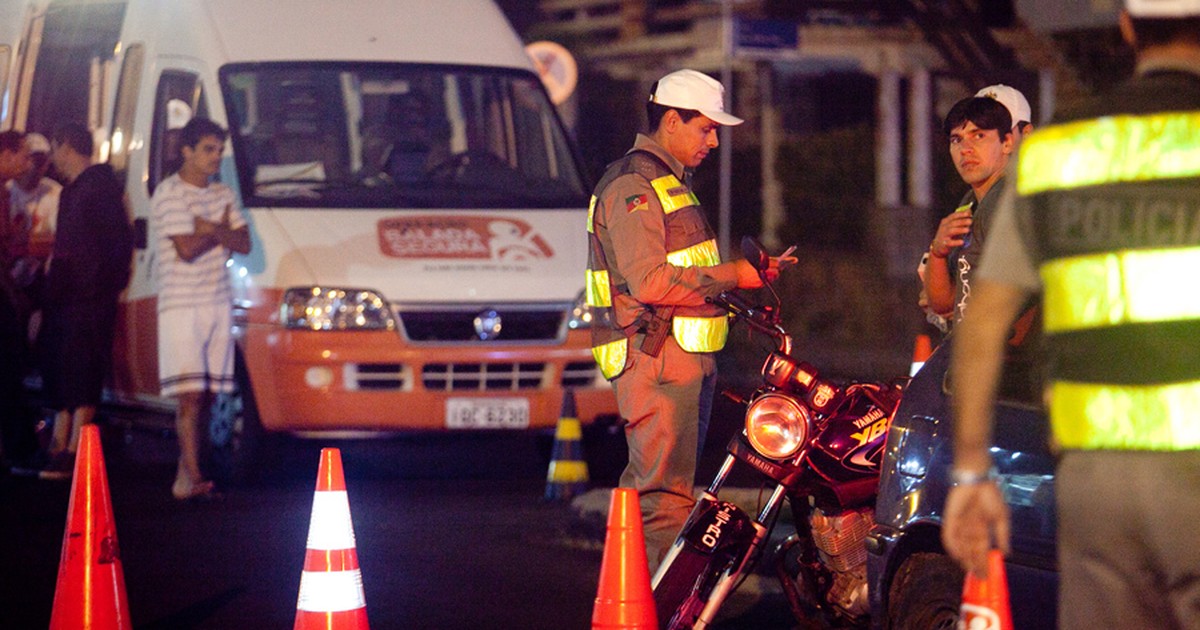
[809,506,874,618]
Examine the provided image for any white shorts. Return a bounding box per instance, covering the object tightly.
[158,304,236,397]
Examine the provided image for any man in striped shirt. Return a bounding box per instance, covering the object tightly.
[151,117,250,500]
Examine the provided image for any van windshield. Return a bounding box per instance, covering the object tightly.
[220,63,588,208]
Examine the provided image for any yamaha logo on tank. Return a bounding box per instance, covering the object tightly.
[474,309,502,341]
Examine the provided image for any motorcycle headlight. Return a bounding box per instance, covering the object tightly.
[745,393,811,459]
[281,287,396,331]
[567,289,594,330]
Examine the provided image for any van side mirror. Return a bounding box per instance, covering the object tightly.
[133,217,148,250]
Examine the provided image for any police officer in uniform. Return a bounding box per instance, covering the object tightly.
[943,1,1200,627]
[585,69,790,571]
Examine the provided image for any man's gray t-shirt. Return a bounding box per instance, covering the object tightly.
[976,168,1042,292]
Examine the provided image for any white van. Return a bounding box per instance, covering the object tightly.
[2,0,616,477]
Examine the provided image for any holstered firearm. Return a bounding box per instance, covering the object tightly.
[639,306,675,357]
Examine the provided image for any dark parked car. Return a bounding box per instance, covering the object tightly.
[866,334,1058,629]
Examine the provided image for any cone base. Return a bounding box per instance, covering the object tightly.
[50,424,132,630]
[544,481,589,501]
[294,607,369,630]
[592,598,659,629]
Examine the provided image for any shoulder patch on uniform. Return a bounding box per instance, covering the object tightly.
[625,194,649,213]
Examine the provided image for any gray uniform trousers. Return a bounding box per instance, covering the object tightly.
[614,335,717,574]
[1058,450,1200,629]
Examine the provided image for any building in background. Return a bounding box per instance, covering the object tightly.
[505,0,1129,377]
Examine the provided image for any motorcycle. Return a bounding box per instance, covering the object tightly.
[651,237,904,629]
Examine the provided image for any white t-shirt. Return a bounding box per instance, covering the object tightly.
[151,174,246,312]
[9,177,62,239]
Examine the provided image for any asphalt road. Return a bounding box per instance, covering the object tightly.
[0,402,800,629]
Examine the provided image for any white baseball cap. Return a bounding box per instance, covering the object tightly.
[975,84,1031,127]
[1126,0,1200,16]
[650,69,743,126]
[24,132,50,154]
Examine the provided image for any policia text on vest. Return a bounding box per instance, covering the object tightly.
[1018,111,1200,450]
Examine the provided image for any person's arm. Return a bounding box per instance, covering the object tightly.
[171,218,221,262]
[172,203,250,261]
[941,278,1030,577]
[222,200,252,255]
[923,208,973,316]
[603,174,740,306]
[218,225,251,255]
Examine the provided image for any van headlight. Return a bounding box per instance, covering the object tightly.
[567,289,593,330]
[281,287,396,331]
[745,393,811,459]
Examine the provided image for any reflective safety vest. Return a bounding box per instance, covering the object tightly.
[586,150,728,380]
[1016,109,1200,450]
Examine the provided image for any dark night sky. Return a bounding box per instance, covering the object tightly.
[494,0,542,37]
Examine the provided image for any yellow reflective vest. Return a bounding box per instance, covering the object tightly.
[1016,107,1200,450]
[586,149,728,380]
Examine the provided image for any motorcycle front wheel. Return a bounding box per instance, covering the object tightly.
[653,546,716,630]
[885,552,963,630]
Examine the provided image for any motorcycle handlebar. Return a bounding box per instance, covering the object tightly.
[706,291,792,355]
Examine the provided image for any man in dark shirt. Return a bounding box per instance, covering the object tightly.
[37,123,133,477]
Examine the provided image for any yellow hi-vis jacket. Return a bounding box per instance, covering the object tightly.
[1016,108,1200,450]
[585,136,736,380]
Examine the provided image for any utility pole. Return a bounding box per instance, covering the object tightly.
[719,0,733,258]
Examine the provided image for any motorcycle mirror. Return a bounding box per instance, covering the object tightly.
[740,235,782,320]
[741,236,770,272]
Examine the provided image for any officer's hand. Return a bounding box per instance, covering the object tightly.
[763,255,796,282]
[930,209,973,259]
[942,480,1010,579]
[734,259,763,289]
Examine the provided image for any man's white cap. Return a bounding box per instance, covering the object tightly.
[975,84,1031,127]
[650,69,744,126]
[24,132,50,154]
[1126,0,1200,16]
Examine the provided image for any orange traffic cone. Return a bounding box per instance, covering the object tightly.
[592,488,657,629]
[959,549,1014,630]
[909,333,933,376]
[294,448,370,630]
[545,389,589,501]
[49,424,132,630]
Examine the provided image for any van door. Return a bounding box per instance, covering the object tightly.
[11,1,124,136]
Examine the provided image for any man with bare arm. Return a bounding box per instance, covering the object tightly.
[151,117,251,500]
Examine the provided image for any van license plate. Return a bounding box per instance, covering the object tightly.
[445,398,530,429]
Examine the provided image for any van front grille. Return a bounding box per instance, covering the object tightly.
[344,363,408,391]
[398,307,566,343]
[423,363,547,391]
[563,361,600,387]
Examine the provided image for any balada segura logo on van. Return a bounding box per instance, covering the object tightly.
[378,216,554,261]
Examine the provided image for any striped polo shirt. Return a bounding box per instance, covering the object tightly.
[151,174,246,312]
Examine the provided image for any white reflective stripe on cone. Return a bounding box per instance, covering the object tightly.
[306,491,357,550]
[296,569,367,612]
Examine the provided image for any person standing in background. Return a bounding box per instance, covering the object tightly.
[38,123,133,478]
[0,130,37,474]
[917,85,1033,332]
[9,132,63,337]
[151,117,250,500]
[10,133,62,279]
[920,96,1016,327]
